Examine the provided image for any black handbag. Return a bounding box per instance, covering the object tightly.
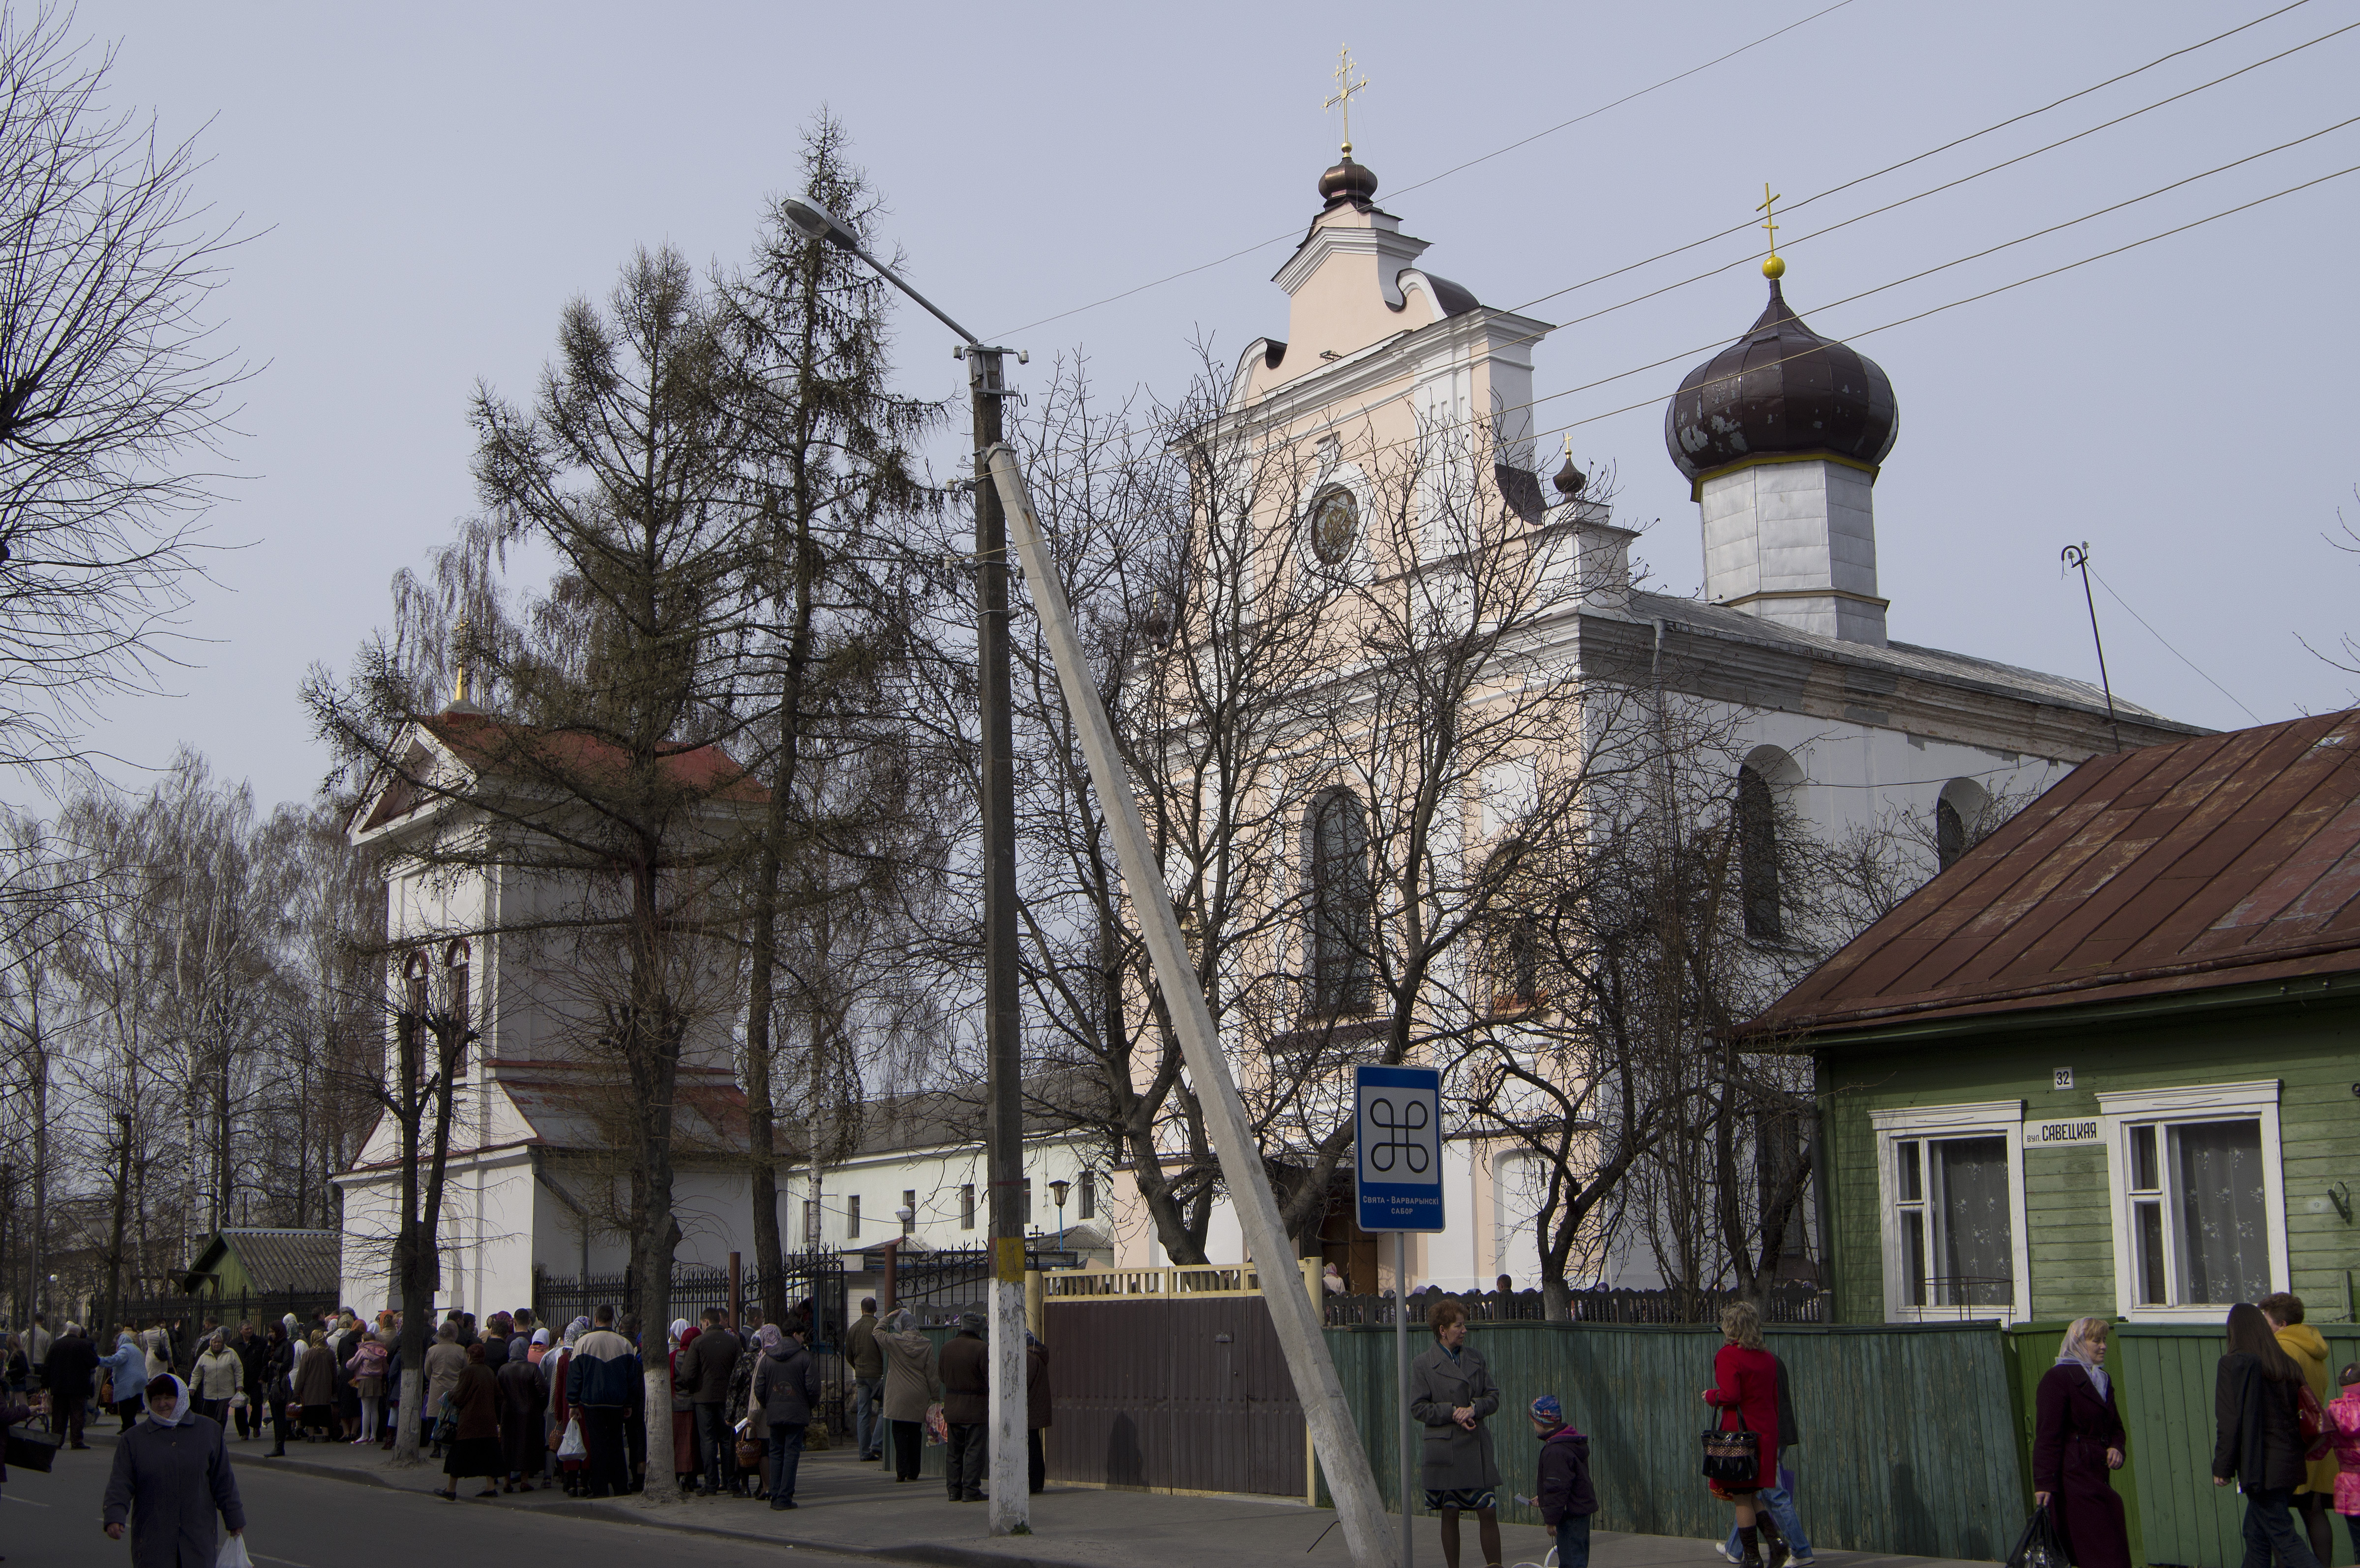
[5,1425,60,1473]
[1701,1409,1759,1485]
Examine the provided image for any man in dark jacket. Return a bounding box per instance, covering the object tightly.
[846,1298,883,1461]
[1025,1332,1051,1495]
[566,1306,643,1499]
[40,1322,98,1447]
[937,1314,989,1503]
[680,1308,742,1495]
[751,1325,819,1510]
[230,1323,264,1441]
[1529,1396,1597,1568]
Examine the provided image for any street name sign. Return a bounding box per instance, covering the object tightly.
[1354,1064,1444,1233]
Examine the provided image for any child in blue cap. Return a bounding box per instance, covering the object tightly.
[1529,1395,1596,1568]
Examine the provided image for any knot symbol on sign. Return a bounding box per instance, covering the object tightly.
[1367,1095,1429,1174]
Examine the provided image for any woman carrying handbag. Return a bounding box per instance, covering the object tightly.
[1703,1302,1787,1568]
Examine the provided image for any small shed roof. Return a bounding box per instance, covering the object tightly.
[1746,712,2360,1038]
[185,1228,342,1295]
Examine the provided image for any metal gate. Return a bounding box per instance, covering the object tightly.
[1043,1266,1307,1498]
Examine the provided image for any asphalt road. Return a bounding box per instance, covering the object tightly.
[1,1435,870,1568]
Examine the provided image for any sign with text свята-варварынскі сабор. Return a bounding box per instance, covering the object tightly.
[1355,1064,1444,1233]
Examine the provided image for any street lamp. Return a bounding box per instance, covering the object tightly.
[1048,1180,1070,1253]
[781,196,1029,1537]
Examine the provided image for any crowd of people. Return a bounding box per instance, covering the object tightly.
[13,1284,2360,1568]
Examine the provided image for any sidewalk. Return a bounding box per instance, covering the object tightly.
[229,1431,1994,1568]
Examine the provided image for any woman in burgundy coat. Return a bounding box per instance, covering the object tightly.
[2033,1317,2130,1568]
[1703,1301,1787,1568]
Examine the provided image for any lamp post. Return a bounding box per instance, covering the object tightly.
[779,197,1029,1536]
[1048,1179,1070,1253]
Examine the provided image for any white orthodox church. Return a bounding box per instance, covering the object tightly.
[330,137,2201,1318]
[1069,142,2201,1291]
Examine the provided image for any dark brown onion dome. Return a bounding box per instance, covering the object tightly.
[1553,453,1586,498]
[1665,278,1898,483]
[1318,150,1379,209]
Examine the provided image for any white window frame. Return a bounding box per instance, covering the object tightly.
[1868,1100,2029,1324]
[2097,1080,2288,1323]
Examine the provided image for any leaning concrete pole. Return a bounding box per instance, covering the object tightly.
[985,445,1391,1567]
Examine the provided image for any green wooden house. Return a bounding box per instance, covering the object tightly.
[180,1227,341,1302]
[1745,714,2360,1566]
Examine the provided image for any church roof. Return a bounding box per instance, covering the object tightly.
[355,710,766,836]
[500,1065,753,1156]
[1743,712,2360,1037]
[1622,588,2192,734]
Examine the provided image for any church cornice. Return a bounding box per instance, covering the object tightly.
[1225,304,1556,444]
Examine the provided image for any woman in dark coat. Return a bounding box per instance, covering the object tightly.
[1703,1301,1786,1568]
[2214,1302,2322,1568]
[1408,1300,1502,1568]
[2034,1316,2130,1568]
[437,1342,504,1500]
[495,1341,545,1492]
[102,1374,246,1568]
[291,1329,339,1440]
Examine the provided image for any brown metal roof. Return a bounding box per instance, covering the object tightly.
[1745,712,2360,1038]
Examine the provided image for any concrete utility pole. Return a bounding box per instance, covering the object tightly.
[971,344,1030,1534]
[985,446,1392,1567]
[774,194,1031,1536]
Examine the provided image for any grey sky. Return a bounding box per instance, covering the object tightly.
[62,0,2360,811]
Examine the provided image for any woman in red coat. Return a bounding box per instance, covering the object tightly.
[2033,1316,2129,1568]
[1702,1301,1787,1568]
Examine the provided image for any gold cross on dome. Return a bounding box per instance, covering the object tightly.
[1756,182,1787,279]
[1323,44,1369,154]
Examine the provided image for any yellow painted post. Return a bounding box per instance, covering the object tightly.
[1302,1256,1322,1507]
[1025,1269,1045,1340]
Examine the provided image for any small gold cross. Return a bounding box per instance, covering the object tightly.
[1756,182,1786,280]
[1323,44,1369,155]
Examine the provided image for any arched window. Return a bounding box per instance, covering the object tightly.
[1308,787,1373,1015]
[444,940,473,1066]
[1737,765,1782,940]
[1936,779,1991,872]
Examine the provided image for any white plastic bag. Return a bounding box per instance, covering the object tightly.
[219,1536,254,1568]
[557,1416,586,1459]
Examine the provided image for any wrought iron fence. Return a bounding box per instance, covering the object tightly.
[860,1245,1083,1327]
[1323,1281,1828,1327]
[104,1288,340,1338]
[532,1253,852,1433]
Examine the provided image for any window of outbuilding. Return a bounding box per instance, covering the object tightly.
[847,1194,860,1240]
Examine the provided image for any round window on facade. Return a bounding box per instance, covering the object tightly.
[1310,486,1358,566]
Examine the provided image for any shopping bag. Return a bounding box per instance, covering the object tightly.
[1701,1411,1758,1485]
[218,1536,254,1568]
[2007,1505,2067,1568]
[556,1416,586,1459]
[4,1426,60,1473]
[922,1401,949,1446]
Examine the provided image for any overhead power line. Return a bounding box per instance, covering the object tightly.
[2091,571,2267,725]
[988,0,2317,342]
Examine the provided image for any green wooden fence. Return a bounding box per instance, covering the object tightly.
[1320,1320,2028,1563]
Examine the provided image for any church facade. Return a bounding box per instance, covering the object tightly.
[1090,145,2200,1302]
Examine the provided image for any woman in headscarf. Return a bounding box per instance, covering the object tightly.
[435,1342,503,1501]
[191,1331,240,1431]
[2033,1316,2129,1568]
[876,1308,938,1484]
[292,1328,339,1443]
[667,1318,699,1494]
[496,1331,546,1492]
[102,1374,246,1567]
[526,1326,551,1367]
[545,1318,591,1495]
[102,1330,149,1433]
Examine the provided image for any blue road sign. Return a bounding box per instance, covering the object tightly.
[1354,1064,1444,1233]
